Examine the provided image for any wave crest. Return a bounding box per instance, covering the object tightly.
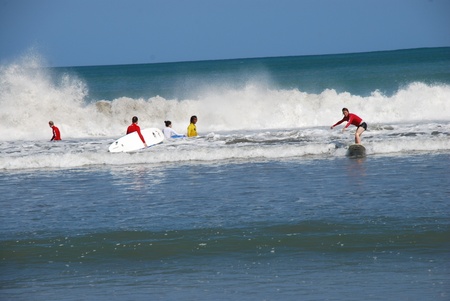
[1,57,449,141]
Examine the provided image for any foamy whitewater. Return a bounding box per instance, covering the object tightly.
[1,49,449,170]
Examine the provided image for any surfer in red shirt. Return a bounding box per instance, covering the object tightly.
[49,121,61,141]
[331,108,367,144]
[127,116,147,147]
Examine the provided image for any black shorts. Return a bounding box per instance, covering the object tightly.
[358,122,367,130]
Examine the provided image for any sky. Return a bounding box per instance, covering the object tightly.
[1,0,449,67]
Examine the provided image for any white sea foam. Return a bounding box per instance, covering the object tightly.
[0,123,449,170]
[1,56,449,170]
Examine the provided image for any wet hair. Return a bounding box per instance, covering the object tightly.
[190,115,197,123]
[164,120,172,127]
[132,116,138,123]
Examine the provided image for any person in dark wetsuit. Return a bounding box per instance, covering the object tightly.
[331,108,367,144]
[127,116,147,147]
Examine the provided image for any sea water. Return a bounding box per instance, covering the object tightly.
[0,48,449,300]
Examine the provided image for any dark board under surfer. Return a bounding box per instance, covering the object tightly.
[347,144,366,158]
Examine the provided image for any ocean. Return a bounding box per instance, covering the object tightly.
[1,47,449,300]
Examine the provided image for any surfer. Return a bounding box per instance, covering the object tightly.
[187,115,198,137]
[49,121,61,141]
[127,116,147,147]
[163,121,185,139]
[331,108,367,144]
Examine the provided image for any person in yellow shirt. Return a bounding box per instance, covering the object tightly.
[187,115,198,137]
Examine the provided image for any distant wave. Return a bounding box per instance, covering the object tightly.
[1,57,450,141]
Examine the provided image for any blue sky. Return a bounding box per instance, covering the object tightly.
[1,0,449,67]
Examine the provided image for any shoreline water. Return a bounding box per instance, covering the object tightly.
[1,153,449,300]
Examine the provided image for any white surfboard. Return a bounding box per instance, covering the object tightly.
[347,144,366,158]
[109,128,165,153]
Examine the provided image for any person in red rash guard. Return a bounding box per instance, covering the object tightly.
[48,121,61,141]
[127,116,147,147]
[331,108,367,144]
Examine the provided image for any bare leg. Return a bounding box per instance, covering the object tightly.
[355,127,365,144]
